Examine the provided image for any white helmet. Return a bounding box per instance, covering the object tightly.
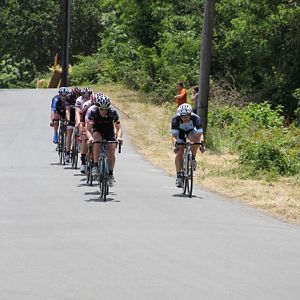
[177,103,192,116]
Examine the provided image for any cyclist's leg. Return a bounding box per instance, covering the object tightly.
[79,123,88,172]
[93,131,102,163]
[175,145,184,173]
[188,131,201,171]
[66,125,73,150]
[52,112,60,143]
[92,131,102,175]
[65,125,73,162]
[105,132,117,171]
[188,131,201,158]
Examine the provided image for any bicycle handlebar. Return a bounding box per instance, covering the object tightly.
[176,141,203,146]
[92,140,122,153]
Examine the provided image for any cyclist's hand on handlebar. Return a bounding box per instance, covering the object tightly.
[88,136,94,144]
[199,142,206,153]
[117,138,123,146]
[173,142,179,154]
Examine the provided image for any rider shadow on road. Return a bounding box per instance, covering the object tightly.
[84,191,120,203]
[172,193,203,200]
[50,162,62,166]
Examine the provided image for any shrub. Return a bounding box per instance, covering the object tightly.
[0,55,36,88]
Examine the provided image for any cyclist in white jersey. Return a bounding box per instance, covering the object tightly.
[75,87,92,173]
[171,103,205,187]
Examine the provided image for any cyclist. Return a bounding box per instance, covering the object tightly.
[86,93,123,187]
[50,87,70,144]
[64,87,80,163]
[171,103,205,188]
[75,87,93,173]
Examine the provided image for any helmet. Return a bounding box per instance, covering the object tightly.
[90,92,98,104]
[71,86,81,97]
[95,93,110,109]
[177,103,192,116]
[81,87,92,96]
[58,87,69,96]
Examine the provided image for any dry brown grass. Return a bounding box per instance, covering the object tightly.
[94,84,300,224]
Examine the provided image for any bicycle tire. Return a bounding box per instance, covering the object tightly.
[86,158,93,186]
[99,157,109,201]
[182,152,189,194]
[187,154,193,197]
[59,132,64,164]
[72,133,79,169]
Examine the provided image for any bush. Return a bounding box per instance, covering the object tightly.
[0,55,36,88]
[207,101,300,179]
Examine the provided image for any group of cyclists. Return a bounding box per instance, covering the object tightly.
[50,86,205,190]
[50,86,123,187]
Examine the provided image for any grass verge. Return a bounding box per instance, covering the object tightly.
[93,84,300,224]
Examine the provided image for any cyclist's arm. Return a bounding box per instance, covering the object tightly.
[115,122,122,142]
[75,107,81,126]
[65,105,71,123]
[171,133,178,147]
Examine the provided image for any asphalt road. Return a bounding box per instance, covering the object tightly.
[0,89,300,300]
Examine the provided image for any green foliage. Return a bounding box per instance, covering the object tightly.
[208,101,300,179]
[69,55,102,85]
[0,55,36,88]
[213,1,300,115]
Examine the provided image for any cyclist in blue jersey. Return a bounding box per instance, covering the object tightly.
[50,87,70,144]
[171,103,205,188]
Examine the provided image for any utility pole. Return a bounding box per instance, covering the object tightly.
[197,0,216,134]
[61,0,71,87]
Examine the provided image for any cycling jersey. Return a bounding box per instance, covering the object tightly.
[81,100,94,122]
[171,113,203,141]
[88,106,120,141]
[66,94,77,126]
[51,95,66,118]
[75,96,89,111]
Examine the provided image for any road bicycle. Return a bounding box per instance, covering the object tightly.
[176,140,202,197]
[94,140,121,201]
[57,119,67,165]
[70,127,80,169]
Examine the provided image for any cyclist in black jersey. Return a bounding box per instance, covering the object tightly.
[86,93,123,187]
[64,88,79,162]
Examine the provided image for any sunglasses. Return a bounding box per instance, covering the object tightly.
[98,107,109,111]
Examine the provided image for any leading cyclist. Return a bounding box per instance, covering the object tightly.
[171,103,205,188]
[86,93,123,187]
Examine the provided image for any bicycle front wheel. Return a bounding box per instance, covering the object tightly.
[187,155,193,197]
[182,153,193,197]
[59,133,65,165]
[72,141,79,169]
[99,158,109,201]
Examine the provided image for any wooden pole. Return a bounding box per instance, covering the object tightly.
[197,0,216,134]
